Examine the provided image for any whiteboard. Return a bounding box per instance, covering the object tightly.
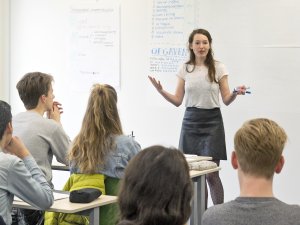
[68,1,120,91]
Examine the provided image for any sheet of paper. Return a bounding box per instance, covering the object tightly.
[184,154,198,158]
[14,192,69,202]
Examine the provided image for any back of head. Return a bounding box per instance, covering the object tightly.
[234,118,287,178]
[118,145,193,225]
[68,83,123,173]
[16,72,53,110]
[81,83,122,135]
[0,100,12,141]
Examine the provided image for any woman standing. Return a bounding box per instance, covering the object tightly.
[149,28,246,206]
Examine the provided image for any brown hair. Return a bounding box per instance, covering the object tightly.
[234,118,287,179]
[16,72,54,110]
[117,145,193,225]
[0,100,12,140]
[186,28,217,83]
[68,84,123,174]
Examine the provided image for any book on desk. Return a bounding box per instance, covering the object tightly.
[184,154,218,171]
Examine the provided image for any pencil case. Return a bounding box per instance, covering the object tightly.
[69,188,102,203]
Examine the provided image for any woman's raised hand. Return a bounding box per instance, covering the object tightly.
[148,75,163,92]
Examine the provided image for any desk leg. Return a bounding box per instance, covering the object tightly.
[190,174,206,225]
[89,207,100,225]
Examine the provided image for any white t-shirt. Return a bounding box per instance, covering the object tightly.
[177,61,228,109]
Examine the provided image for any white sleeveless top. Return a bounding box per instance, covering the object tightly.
[177,61,228,109]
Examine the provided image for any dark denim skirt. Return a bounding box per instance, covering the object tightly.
[179,107,227,160]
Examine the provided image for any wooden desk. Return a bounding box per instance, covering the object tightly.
[51,164,69,171]
[51,161,69,171]
[13,195,117,225]
[190,167,221,225]
[51,156,213,171]
[52,160,220,225]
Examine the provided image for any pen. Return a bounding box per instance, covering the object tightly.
[233,87,251,94]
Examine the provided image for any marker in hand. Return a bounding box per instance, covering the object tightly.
[233,87,251,94]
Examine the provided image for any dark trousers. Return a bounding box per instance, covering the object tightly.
[11,208,43,225]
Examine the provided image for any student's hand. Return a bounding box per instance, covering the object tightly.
[47,101,62,123]
[53,101,63,114]
[5,136,30,159]
[148,75,163,92]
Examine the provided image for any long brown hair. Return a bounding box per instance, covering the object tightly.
[68,84,123,173]
[186,28,217,83]
[117,146,193,225]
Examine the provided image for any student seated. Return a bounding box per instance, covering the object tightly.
[13,72,71,188]
[0,100,53,225]
[12,72,71,224]
[202,118,300,225]
[117,145,193,225]
[44,84,141,225]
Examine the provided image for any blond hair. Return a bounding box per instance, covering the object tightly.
[234,118,287,178]
[68,84,123,173]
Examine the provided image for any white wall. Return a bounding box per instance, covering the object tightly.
[0,0,10,101]
[0,0,4,99]
[7,0,300,205]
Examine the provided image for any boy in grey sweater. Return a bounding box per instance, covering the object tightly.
[0,100,53,225]
[12,72,71,224]
[202,118,300,225]
[13,72,71,188]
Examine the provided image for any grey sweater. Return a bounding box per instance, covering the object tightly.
[202,197,300,225]
[13,111,71,188]
[0,151,53,225]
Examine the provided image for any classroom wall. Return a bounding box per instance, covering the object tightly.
[0,0,9,101]
[0,0,4,99]
[6,0,300,205]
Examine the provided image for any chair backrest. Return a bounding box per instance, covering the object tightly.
[100,176,120,225]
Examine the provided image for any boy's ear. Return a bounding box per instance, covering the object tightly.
[40,94,47,103]
[231,151,238,169]
[6,122,13,133]
[275,155,285,174]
